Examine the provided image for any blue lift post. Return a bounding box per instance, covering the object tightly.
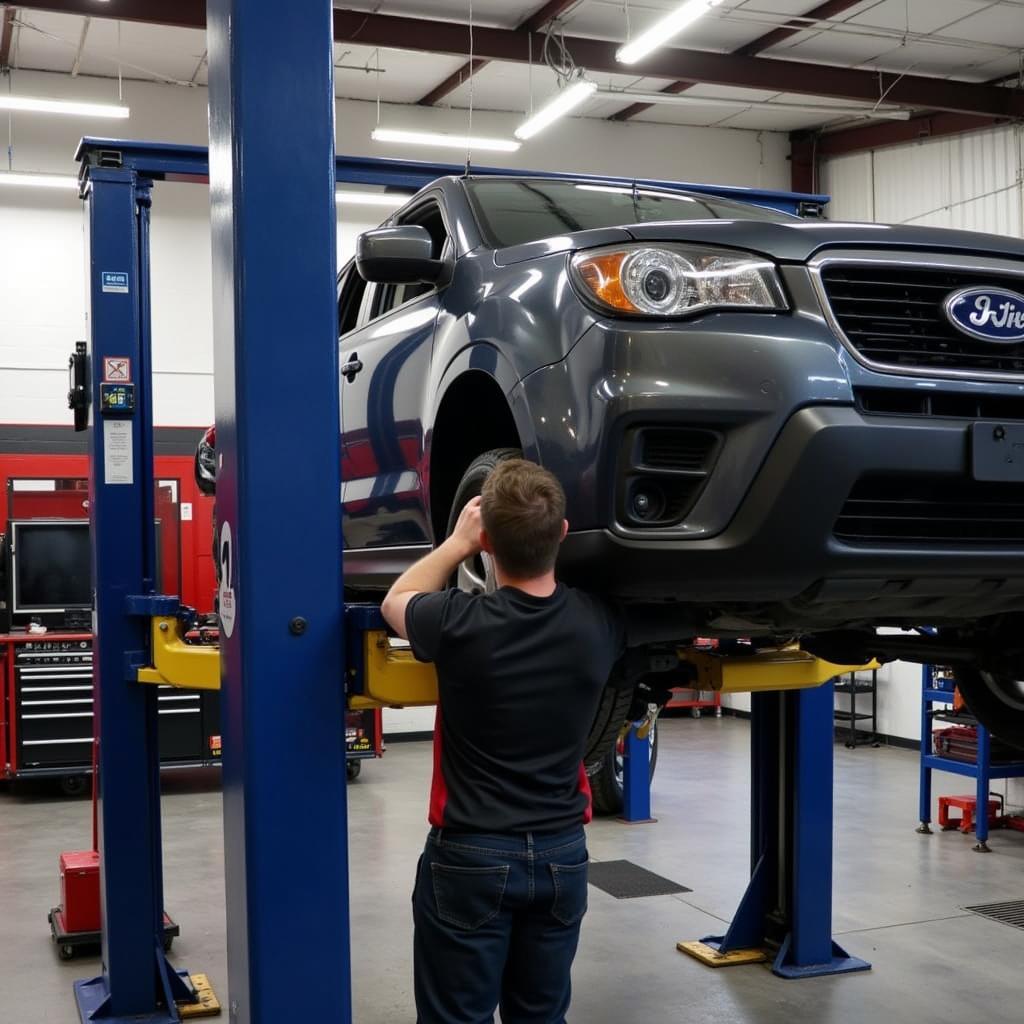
[74,156,195,1022]
[620,723,656,824]
[701,682,871,979]
[206,2,351,1023]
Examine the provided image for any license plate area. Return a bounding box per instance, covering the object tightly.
[971,422,1024,482]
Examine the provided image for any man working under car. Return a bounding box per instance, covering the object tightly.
[381,458,628,1024]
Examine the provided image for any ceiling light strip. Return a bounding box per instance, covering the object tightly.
[0,95,130,119]
[617,0,724,65]
[594,88,912,121]
[515,80,598,140]
[0,172,80,190]
[371,128,519,153]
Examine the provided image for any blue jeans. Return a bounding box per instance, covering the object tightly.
[412,826,589,1024]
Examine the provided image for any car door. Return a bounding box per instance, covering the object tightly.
[339,196,449,552]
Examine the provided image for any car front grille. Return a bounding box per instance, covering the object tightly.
[855,387,1024,421]
[835,474,1024,545]
[820,264,1024,377]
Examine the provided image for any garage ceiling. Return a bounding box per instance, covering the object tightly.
[1,1,1022,134]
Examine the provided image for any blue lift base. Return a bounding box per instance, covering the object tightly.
[701,935,871,980]
[74,968,196,1023]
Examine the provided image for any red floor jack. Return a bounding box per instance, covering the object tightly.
[49,737,179,960]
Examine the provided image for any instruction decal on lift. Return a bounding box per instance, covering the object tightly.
[218,520,237,638]
[101,271,130,294]
[103,419,133,485]
[102,357,131,383]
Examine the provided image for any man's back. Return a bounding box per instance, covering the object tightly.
[407,584,624,833]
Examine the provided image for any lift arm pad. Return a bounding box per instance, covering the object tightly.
[137,616,221,691]
[678,648,878,694]
[348,630,439,710]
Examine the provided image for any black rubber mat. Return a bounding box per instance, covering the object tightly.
[965,899,1024,930]
[587,860,691,899]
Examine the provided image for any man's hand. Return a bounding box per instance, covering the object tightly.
[450,495,484,558]
[381,496,485,639]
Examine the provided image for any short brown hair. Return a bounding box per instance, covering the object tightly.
[480,459,566,579]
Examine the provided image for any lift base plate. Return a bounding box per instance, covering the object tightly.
[677,941,768,967]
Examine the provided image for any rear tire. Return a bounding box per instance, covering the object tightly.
[953,666,1024,750]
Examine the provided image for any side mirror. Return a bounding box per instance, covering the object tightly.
[356,225,444,285]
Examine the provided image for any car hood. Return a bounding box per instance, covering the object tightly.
[493,219,1024,267]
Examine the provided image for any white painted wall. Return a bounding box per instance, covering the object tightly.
[822,123,1024,235]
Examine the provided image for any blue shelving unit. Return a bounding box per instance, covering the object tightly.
[918,664,1024,851]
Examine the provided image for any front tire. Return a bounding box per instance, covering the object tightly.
[953,666,1024,749]
[446,448,523,595]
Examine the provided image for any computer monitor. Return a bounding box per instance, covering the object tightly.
[9,520,92,615]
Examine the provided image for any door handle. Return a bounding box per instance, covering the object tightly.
[341,353,363,384]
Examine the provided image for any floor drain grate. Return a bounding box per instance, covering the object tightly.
[587,860,690,899]
[964,899,1024,930]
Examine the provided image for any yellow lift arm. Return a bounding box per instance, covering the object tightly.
[136,616,875,705]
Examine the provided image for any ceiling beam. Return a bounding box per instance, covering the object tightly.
[610,0,866,122]
[1,6,16,71]
[417,0,579,107]
[12,3,1024,119]
[333,10,1024,120]
[797,111,1007,163]
[791,69,1020,175]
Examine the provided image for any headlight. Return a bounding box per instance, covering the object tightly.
[570,244,786,318]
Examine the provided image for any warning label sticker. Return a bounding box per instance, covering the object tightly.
[101,271,130,294]
[102,357,131,383]
[218,520,237,638]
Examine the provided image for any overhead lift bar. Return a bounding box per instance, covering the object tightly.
[73,5,852,1017]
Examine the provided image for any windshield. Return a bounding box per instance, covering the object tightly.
[465,179,796,248]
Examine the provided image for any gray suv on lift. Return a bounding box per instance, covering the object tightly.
[205,174,1024,809]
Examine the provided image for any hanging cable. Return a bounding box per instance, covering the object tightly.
[467,0,474,173]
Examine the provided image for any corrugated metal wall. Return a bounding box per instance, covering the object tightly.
[821,124,1024,236]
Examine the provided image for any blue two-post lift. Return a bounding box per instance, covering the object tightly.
[72,2,856,1020]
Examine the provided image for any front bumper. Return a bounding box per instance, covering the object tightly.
[556,405,1024,625]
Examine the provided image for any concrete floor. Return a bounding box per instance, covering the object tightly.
[3,715,1024,1023]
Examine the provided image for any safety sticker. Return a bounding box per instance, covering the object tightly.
[101,271,130,294]
[102,357,131,383]
[103,419,133,485]
[218,520,237,638]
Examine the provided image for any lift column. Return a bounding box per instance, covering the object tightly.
[72,163,195,1022]
[700,682,871,978]
[207,2,351,1022]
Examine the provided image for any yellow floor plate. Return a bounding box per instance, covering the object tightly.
[677,941,769,968]
[178,974,221,1018]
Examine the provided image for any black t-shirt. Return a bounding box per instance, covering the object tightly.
[406,584,626,834]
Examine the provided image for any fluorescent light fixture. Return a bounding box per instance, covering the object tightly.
[0,95,130,119]
[371,127,519,153]
[594,88,912,121]
[514,80,598,140]
[0,171,79,190]
[617,0,723,65]
[335,190,412,208]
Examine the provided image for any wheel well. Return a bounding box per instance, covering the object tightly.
[429,372,521,542]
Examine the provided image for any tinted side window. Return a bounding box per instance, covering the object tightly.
[338,263,368,336]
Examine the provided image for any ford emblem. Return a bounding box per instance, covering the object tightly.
[944,286,1024,343]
